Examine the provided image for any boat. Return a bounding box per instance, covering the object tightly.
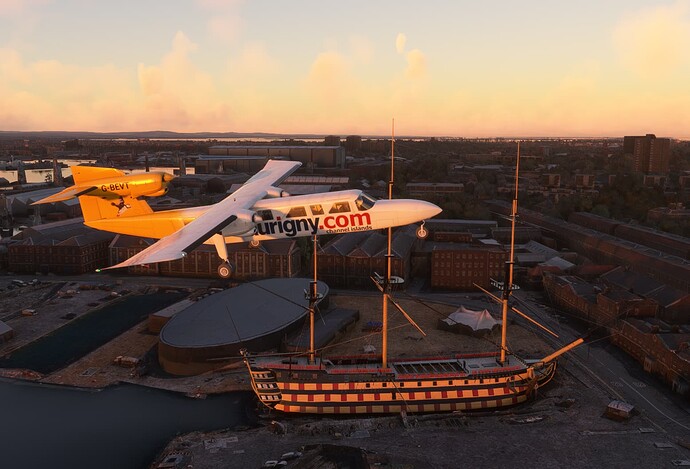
[242,137,583,415]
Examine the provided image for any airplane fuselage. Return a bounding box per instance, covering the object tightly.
[86,189,440,244]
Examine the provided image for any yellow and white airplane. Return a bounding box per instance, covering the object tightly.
[33,160,442,278]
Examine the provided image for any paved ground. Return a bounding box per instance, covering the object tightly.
[153,365,690,469]
[150,292,690,469]
[0,279,129,359]
[4,277,690,468]
[0,279,554,396]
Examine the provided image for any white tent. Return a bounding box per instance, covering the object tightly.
[438,306,501,336]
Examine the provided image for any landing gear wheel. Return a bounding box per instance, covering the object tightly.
[416,222,429,240]
[249,239,261,248]
[217,262,234,279]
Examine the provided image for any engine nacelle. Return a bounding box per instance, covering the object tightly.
[144,187,169,198]
[222,209,261,236]
[32,168,175,206]
[94,172,174,199]
[265,186,290,198]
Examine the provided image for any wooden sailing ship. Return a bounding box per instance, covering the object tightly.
[242,138,582,415]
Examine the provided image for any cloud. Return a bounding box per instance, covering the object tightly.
[196,0,240,7]
[394,34,427,79]
[134,31,231,130]
[306,51,349,98]
[349,35,374,64]
[0,0,49,17]
[405,49,426,79]
[230,43,279,76]
[196,0,244,43]
[137,64,163,97]
[138,31,198,98]
[0,45,138,131]
[0,0,50,39]
[0,31,236,132]
[613,1,690,78]
[207,15,242,43]
[395,33,406,54]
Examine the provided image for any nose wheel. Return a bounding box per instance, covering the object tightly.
[217,262,234,279]
[416,221,429,239]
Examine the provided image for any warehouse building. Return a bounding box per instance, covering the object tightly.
[198,145,346,172]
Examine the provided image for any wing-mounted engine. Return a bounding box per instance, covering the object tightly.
[102,172,175,199]
[136,173,175,197]
[31,170,175,205]
[222,209,262,236]
[265,186,290,198]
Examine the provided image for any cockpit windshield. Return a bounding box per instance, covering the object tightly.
[355,193,376,211]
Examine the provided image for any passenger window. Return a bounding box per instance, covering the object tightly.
[329,201,351,214]
[310,204,324,215]
[286,206,307,218]
[355,194,376,211]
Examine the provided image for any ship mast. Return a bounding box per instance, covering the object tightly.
[381,119,395,368]
[308,234,318,364]
[500,142,520,365]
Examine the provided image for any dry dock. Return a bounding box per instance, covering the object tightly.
[2,277,690,468]
[1,277,552,396]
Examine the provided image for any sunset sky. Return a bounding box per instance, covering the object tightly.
[1,0,689,137]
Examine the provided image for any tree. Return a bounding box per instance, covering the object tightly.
[590,204,610,218]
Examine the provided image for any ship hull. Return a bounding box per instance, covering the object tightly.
[244,352,557,415]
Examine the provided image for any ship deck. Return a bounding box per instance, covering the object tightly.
[249,351,532,379]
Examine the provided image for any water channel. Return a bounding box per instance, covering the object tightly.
[0,378,251,469]
[0,289,251,468]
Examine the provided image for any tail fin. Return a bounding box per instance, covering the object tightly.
[78,194,153,223]
[71,166,153,222]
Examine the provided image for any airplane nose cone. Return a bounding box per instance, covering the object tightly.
[419,200,442,219]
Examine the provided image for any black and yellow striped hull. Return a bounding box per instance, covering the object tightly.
[244,353,557,415]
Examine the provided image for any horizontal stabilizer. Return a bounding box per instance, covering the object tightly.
[31,185,96,205]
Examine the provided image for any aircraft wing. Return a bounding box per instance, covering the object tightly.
[101,160,302,270]
[32,185,97,205]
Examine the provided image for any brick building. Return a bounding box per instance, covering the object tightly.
[601,267,690,323]
[109,235,301,279]
[487,200,690,292]
[318,227,417,288]
[203,145,345,170]
[610,318,690,395]
[7,218,114,274]
[624,134,671,174]
[542,274,599,324]
[430,244,508,290]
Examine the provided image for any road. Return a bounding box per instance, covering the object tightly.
[3,272,222,290]
[4,271,690,466]
[514,290,690,452]
[6,273,690,443]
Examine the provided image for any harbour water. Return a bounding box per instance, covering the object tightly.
[0,378,250,469]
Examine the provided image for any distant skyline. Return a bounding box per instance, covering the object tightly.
[1,1,689,138]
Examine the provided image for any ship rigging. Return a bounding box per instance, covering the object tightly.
[242,132,583,415]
